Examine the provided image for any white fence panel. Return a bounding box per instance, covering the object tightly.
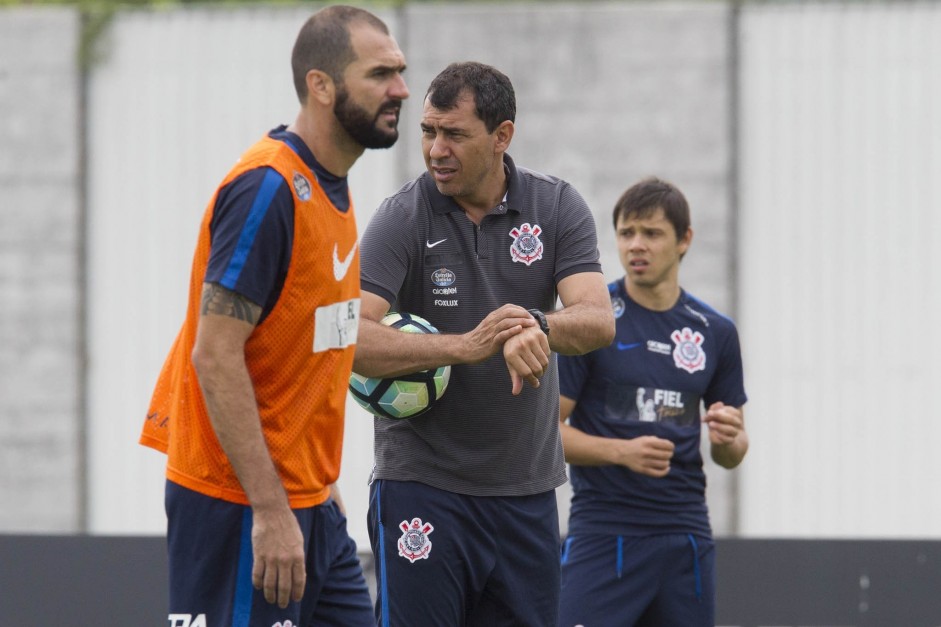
[86,3,737,545]
[738,3,941,537]
[85,1,941,543]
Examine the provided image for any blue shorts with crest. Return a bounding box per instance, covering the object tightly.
[368,479,560,627]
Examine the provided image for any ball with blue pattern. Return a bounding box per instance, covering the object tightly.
[349,312,451,419]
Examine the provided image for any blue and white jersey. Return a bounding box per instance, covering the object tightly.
[559,279,747,537]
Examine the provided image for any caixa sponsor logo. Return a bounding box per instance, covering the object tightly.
[168,614,206,627]
[431,267,455,286]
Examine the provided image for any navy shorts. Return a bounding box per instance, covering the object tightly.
[368,479,560,627]
[559,532,715,627]
[165,480,373,627]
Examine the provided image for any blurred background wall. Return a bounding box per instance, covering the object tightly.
[1,1,939,552]
[0,7,84,531]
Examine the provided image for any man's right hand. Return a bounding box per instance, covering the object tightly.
[615,436,675,477]
[251,506,306,608]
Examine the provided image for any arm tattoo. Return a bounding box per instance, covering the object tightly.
[200,283,261,325]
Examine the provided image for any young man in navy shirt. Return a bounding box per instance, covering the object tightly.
[558,177,749,626]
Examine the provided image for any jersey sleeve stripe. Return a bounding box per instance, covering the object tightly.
[220,168,284,289]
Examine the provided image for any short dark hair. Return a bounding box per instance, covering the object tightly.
[291,5,389,104]
[425,62,516,133]
[612,177,691,241]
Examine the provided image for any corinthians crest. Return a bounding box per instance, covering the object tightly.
[611,296,626,319]
[671,327,706,373]
[398,517,434,563]
[508,222,544,266]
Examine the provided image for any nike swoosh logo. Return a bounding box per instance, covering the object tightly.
[617,342,641,351]
[332,242,357,281]
[426,238,447,248]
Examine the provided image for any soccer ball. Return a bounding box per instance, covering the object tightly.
[349,312,451,419]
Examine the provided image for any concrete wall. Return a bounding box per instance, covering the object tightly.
[3,1,940,544]
[0,7,83,532]
[73,2,738,547]
[396,0,739,537]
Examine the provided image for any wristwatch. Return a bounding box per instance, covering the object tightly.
[527,308,550,336]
